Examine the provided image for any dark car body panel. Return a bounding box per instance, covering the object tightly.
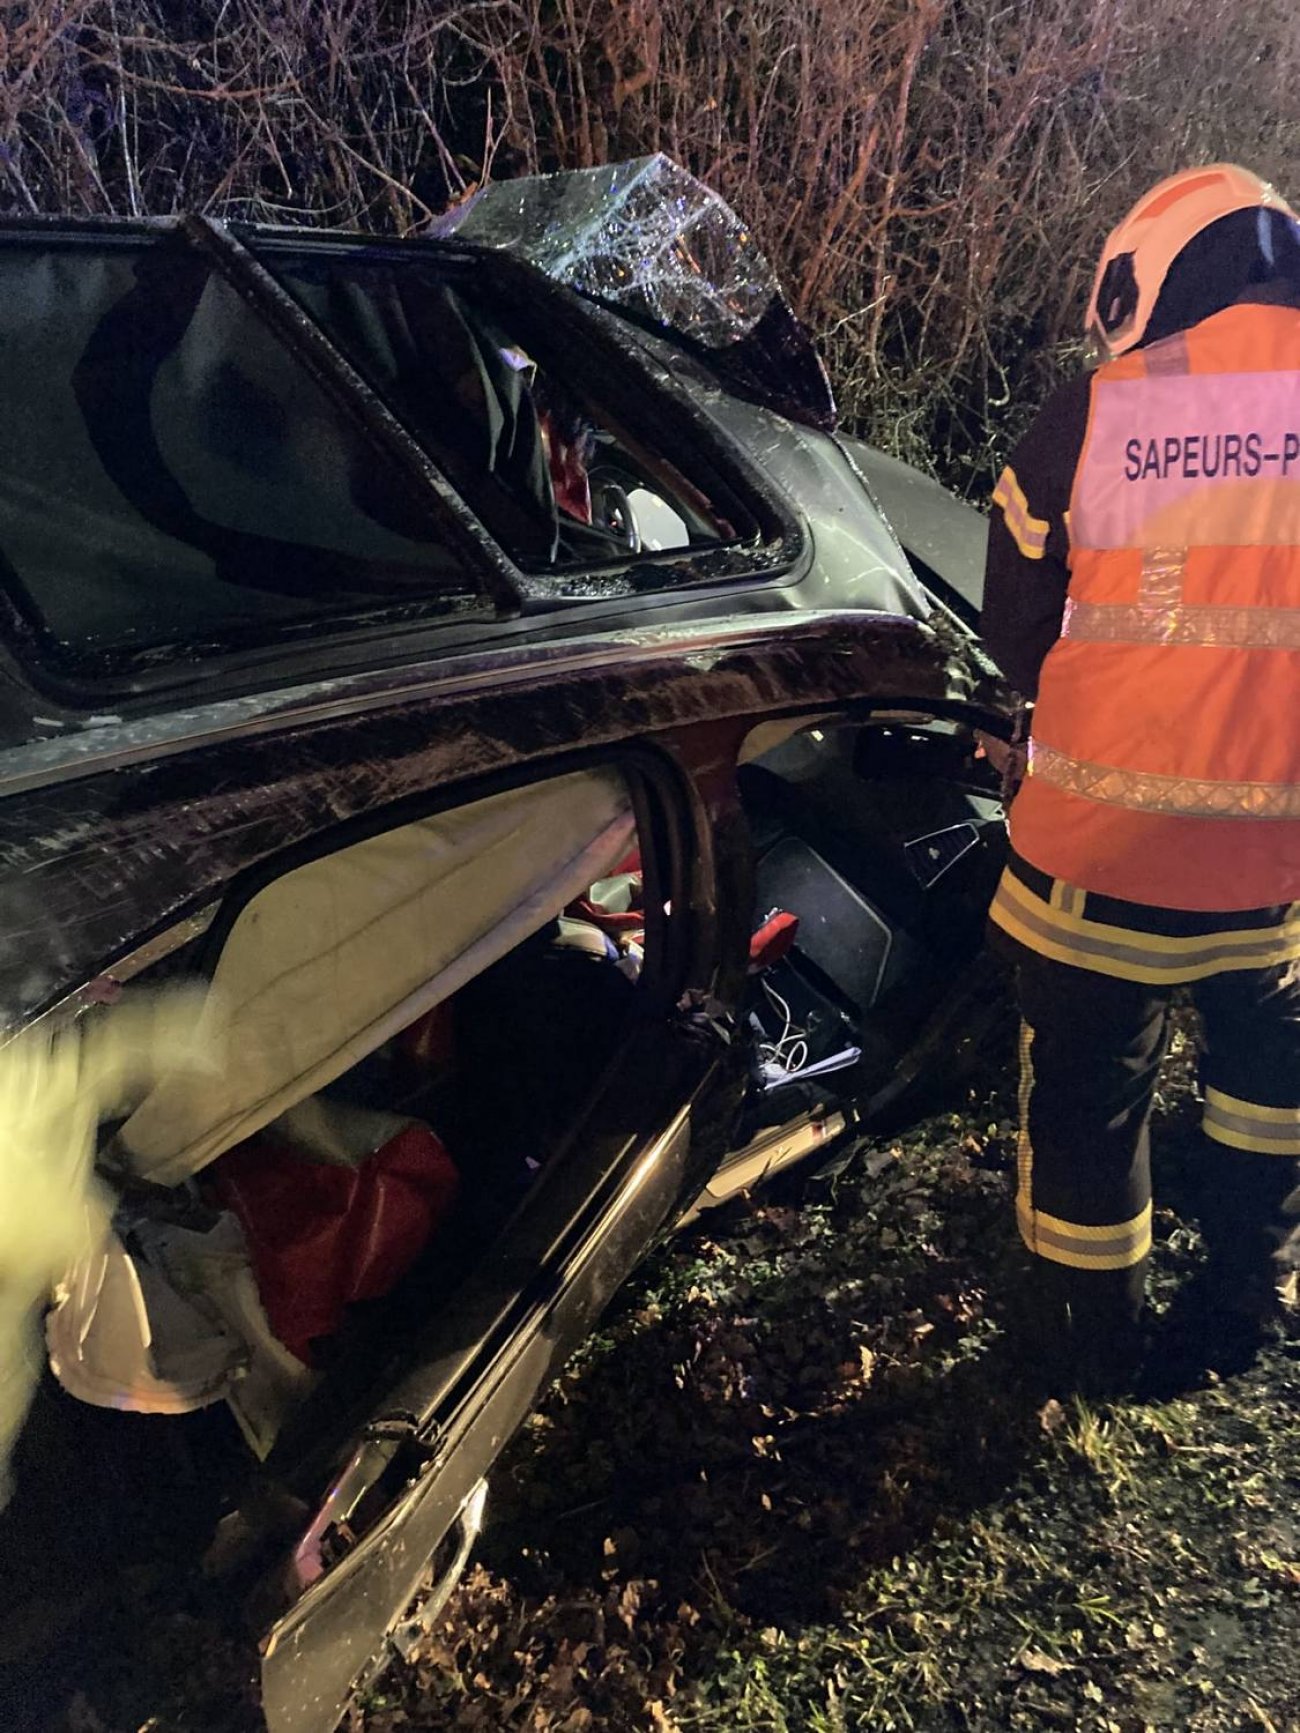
[840,440,989,618]
[0,215,932,736]
[0,610,998,1034]
[0,187,1011,1733]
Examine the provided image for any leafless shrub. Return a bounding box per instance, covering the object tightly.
[1,0,1297,488]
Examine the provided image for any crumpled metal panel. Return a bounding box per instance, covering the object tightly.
[0,612,1004,1033]
[837,438,990,619]
[433,156,836,431]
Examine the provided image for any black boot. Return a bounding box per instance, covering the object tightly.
[1157,1243,1295,1388]
[1011,1260,1147,1400]
[1176,1160,1300,1378]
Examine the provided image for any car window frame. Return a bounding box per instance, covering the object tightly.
[191,743,682,1018]
[0,215,810,707]
[0,218,521,688]
[203,743,707,1733]
[247,230,806,604]
[259,1034,717,1733]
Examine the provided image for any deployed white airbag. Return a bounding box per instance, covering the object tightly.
[44,769,634,1440]
[119,767,634,1185]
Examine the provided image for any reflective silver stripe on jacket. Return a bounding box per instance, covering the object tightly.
[1028,741,1300,820]
[1060,540,1300,648]
[1061,597,1300,650]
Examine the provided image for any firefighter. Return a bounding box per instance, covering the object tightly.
[981,165,1300,1395]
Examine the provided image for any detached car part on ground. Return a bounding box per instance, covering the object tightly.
[0,157,1010,1732]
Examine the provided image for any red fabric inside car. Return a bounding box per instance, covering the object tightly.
[538,407,593,524]
[213,1123,460,1365]
[749,909,799,972]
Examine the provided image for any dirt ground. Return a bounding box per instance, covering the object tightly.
[23,1017,1300,1733]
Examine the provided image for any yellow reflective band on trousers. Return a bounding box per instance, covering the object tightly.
[1016,1020,1035,1223]
[1203,1086,1300,1155]
[990,868,1300,985]
[1016,1198,1154,1271]
[1014,1020,1153,1271]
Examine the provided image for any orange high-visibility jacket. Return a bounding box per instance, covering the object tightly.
[985,302,1300,912]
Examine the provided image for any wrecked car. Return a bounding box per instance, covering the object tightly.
[0,157,1009,1731]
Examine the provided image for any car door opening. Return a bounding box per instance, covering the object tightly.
[735,716,1007,1143]
[39,766,653,1465]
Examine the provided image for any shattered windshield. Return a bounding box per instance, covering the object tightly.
[434,156,836,430]
[433,156,773,346]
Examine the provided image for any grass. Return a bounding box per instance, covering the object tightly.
[28,1018,1300,1732]
[328,1021,1300,1733]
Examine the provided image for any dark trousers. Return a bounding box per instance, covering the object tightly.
[1006,940,1300,1323]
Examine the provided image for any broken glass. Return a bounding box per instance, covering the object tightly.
[433,155,774,346]
[433,155,837,430]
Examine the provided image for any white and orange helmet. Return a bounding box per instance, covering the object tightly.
[1085,164,1297,360]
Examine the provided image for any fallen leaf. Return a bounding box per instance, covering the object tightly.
[1244,1698,1280,1733]
[1017,1648,1075,1675]
[1038,1398,1067,1434]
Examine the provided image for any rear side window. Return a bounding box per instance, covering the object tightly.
[0,237,478,677]
[266,252,735,571]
